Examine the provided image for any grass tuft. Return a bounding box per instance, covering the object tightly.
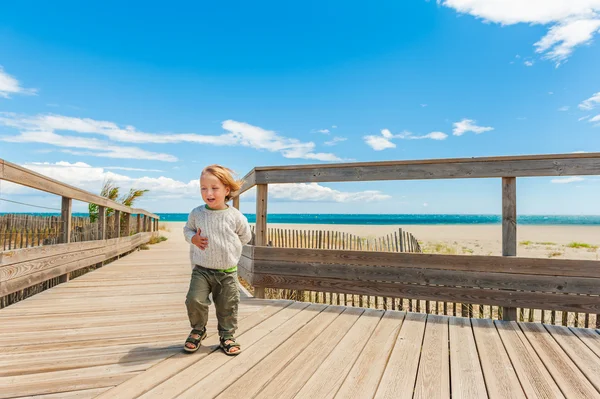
[566,242,598,249]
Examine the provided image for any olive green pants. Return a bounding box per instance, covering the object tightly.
[185,265,240,339]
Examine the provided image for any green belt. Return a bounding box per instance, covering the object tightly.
[218,266,238,273]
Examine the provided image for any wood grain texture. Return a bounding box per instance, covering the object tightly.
[471,319,524,398]
[413,314,450,399]
[520,322,600,399]
[495,321,564,399]
[374,312,427,399]
[252,273,600,313]
[251,246,600,278]
[254,156,600,185]
[252,258,600,295]
[449,317,488,399]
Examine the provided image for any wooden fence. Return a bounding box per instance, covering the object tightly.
[251,226,421,252]
[0,158,160,308]
[1,213,154,251]
[236,152,600,328]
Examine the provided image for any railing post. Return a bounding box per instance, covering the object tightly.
[254,184,268,299]
[126,213,132,236]
[233,195,240,210]
[59,196,72,283]
[136,214,141,234]
[502,177,517,321]
[114,210,121,238]
[98,206,106,240]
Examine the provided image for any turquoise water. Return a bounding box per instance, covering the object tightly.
[155,213,600,225]
[3,213,600,225]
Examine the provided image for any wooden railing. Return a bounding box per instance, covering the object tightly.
[0,158,159,302]
[234,152,600,325]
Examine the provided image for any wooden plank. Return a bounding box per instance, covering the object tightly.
[238,167,256,195]
[251,246,600,278]
[374,312,427,399]
[0,239,106,267]
[0,362,145,398]
[135,302,310,399]
[292,308,383,399]
[253,152,600,170]
[252,258,600,295]
[494,321,564,398]
[334,311,405,399]
[414,315,450,399]
[254,307,365,399]
[216,305,345,399]
[502,177,517,321]
[449,317,487,399]
[252,273,600,313]
[545,324,600,392]
[569,327,600,357]
[520,322,600,398]
[471,318,524,398]
[93,301,294,399]
[254,156,600,184]
[179,304,332,399]
[0,159,158,218]
[15,387,110,399]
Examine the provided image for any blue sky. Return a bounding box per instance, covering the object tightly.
[1,1,600,215]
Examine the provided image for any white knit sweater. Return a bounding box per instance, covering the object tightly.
[183,205,252,270]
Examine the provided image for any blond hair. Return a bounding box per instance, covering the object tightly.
[201,164,242,202]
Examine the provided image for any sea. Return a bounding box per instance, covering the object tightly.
[156,214,600,225]
[2,213,600,225]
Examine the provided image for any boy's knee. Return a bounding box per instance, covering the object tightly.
[186,295,210,308]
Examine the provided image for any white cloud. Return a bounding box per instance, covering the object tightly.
[550,176,585,183]
[439,0,600,64]
[524,61,534,66]
[251,183,391,203]
[452,119,494,136]
[364,128,447,150]
[558,106,570,111]
[102,166,164,172]
[579,115,591,121]
[0,66,36,98]
[0,113,342,162]
[313,129,330,134]
[579,92,600,110]
[548,92,554,95]
[364,135,396,151]
[590,114,600,122]
[332,125,338,128]
[1,130,177,162]
[420,104,428,107]
[423,202,428,207]
[324,137,347,146]
[4,162,393,205]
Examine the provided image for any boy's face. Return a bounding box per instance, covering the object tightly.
[200,172,230,210]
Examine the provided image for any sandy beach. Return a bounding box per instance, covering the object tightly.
[163,221,600,260]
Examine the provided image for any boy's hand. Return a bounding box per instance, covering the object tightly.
[191,228,208,250]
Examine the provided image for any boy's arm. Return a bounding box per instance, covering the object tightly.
[235,213,252,245]
[183,210,197,244]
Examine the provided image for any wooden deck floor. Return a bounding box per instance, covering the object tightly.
[1,229,600,398]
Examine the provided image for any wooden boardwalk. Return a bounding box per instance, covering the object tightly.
[1,228,600,398]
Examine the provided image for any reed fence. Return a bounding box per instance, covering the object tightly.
[1,213,150,251]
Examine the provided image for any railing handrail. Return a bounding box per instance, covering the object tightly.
[0,158,158,219]
[236,152,600,196]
